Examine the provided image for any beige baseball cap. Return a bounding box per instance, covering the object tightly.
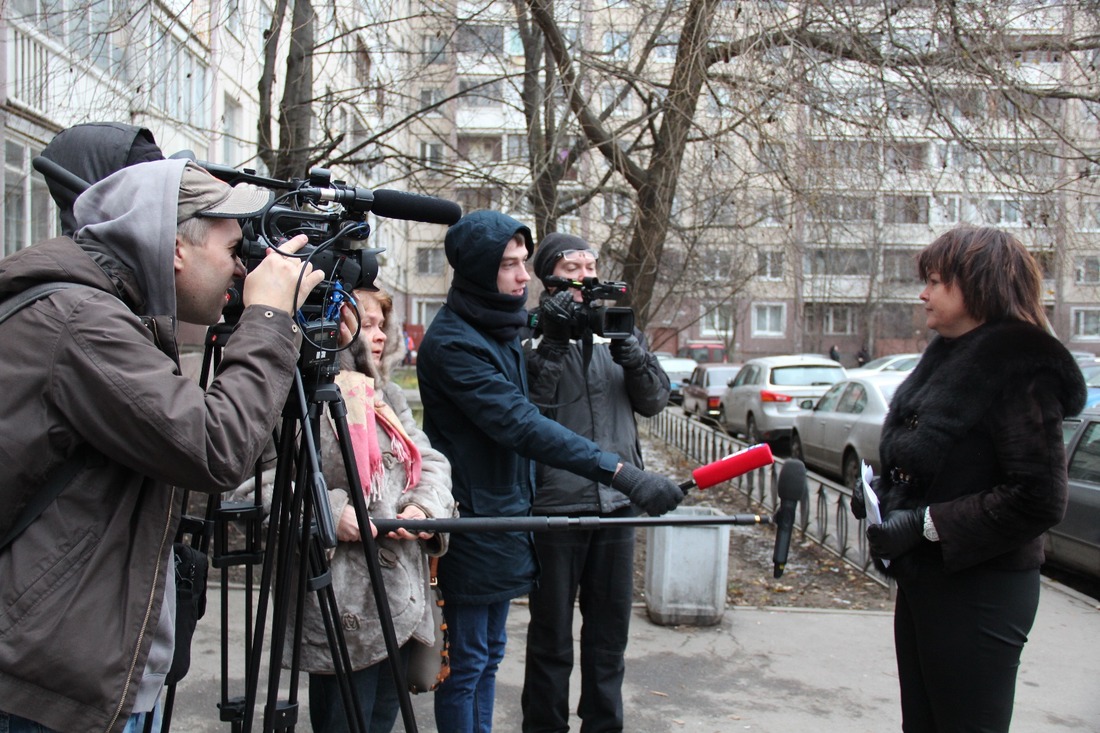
[176,161,273,224]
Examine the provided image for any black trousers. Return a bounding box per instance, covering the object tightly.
[893,565,1040,733]
[521,508,635,733]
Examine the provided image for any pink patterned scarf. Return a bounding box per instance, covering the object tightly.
[332,371,422,498]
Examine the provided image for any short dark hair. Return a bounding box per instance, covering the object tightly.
[917,226,1047,329]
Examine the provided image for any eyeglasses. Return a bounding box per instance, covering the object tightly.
[555,249,599,263]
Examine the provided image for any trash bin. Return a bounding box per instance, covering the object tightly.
[644,505,730,626]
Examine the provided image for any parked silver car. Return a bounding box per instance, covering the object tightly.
[789,372,908,488]
[1048,408,1100,579]
[845,353,921,378]
[719,355,846,444]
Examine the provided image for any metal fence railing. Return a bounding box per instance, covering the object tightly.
[642,408,891,589]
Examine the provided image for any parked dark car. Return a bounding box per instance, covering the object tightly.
[682,363,742,422]
[1049,409,1100,579]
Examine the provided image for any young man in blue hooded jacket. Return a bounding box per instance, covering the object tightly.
[417,210,683,732]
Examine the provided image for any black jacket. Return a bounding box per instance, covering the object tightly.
[877,320,1086,576]
[525,332,669,514]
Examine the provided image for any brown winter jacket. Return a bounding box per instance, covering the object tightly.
[0,161,302,733]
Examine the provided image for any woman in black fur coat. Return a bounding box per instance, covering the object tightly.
[853,227,1086,733]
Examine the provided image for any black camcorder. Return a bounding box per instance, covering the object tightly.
[529,275,635,340]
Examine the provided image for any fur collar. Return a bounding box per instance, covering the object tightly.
[882,320,1085,472]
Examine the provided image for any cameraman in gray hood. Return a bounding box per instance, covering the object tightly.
[0,158,323,733]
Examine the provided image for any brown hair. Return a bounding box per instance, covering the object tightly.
[355,286,393,327]
[916,226,1048,329]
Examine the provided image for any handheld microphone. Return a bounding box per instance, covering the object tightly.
[678,443,774,493]
[772,459,806,579]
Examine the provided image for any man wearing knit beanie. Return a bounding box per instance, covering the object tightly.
[522,232,671,733]
[416,212,683,732]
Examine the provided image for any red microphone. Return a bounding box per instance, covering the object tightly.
[679,443,774,492]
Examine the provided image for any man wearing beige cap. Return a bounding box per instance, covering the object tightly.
[0,158,324,733]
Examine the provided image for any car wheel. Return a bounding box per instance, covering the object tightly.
[717,405,729,431]
[746,414,761,444]
[843,451,862,491]
[683,404,693,419]
[790,431,804,462]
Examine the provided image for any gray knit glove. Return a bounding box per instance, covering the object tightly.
[610,463,684,516]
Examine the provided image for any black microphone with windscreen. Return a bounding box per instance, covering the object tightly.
[772,459,806,579]
[370,189,462,225]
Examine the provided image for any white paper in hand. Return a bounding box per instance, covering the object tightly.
[861,461,889,567]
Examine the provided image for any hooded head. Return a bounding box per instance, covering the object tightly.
[40,123,165,237]
[73,160,271,325]
[443,210,534,340]
[444,210,533,293]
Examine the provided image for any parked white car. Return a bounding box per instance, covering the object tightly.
[789,372,908,488]
[846,353,921,378]
[719,355,846,444]
[656,355,698,405]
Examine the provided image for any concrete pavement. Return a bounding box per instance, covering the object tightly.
[169,578,1100,732]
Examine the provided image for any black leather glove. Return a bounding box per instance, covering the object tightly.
[609,334,646,370]
[850,477,867,520]
[610,463,685,517]
[866,507,925,560]
[537,291,575,344]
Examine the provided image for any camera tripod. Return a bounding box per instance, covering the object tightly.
[172,321,419,733]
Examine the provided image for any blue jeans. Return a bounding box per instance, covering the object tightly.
[0,708,160,733]
[434,600,510,733]
[308,644,411,733]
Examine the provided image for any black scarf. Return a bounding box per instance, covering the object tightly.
[447,273,529,341]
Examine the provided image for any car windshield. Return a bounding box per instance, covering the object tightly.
[706,367,741,386]
[770,365,846,386]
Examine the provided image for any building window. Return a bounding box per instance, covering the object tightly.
[506,134,528,161]
[1076,256,1100,285]
[456,187,500,212]
[4,139,55,257]
[654,34,678,61]
[417,247,445,275]
[421,88,445,115]
[222,96,242,164]
[757,250,784,279]
[455,24,504,55]
[824,306,855,335]
[424,35,448,64]
[885,143,927,172]
[417,299,446,327]
[604,192,633,223]
[420,141,444,174]
[883,248,919,282]
[809,195,875,221]
[701,303,734,337]
[458,78,502,108]
[457,135,502,163]
[883,195,930,224]
[602,31,630,61]
[752,303,786,337]
[755,196,785,226]
[806,248,873,276]
[1073,308,1100,340]
[1081,201,1100,231]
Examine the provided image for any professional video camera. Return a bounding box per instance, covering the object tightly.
[529,275,635,339]
[203,161,461,375]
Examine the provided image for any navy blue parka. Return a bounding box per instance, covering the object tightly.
[417,211,621,604]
